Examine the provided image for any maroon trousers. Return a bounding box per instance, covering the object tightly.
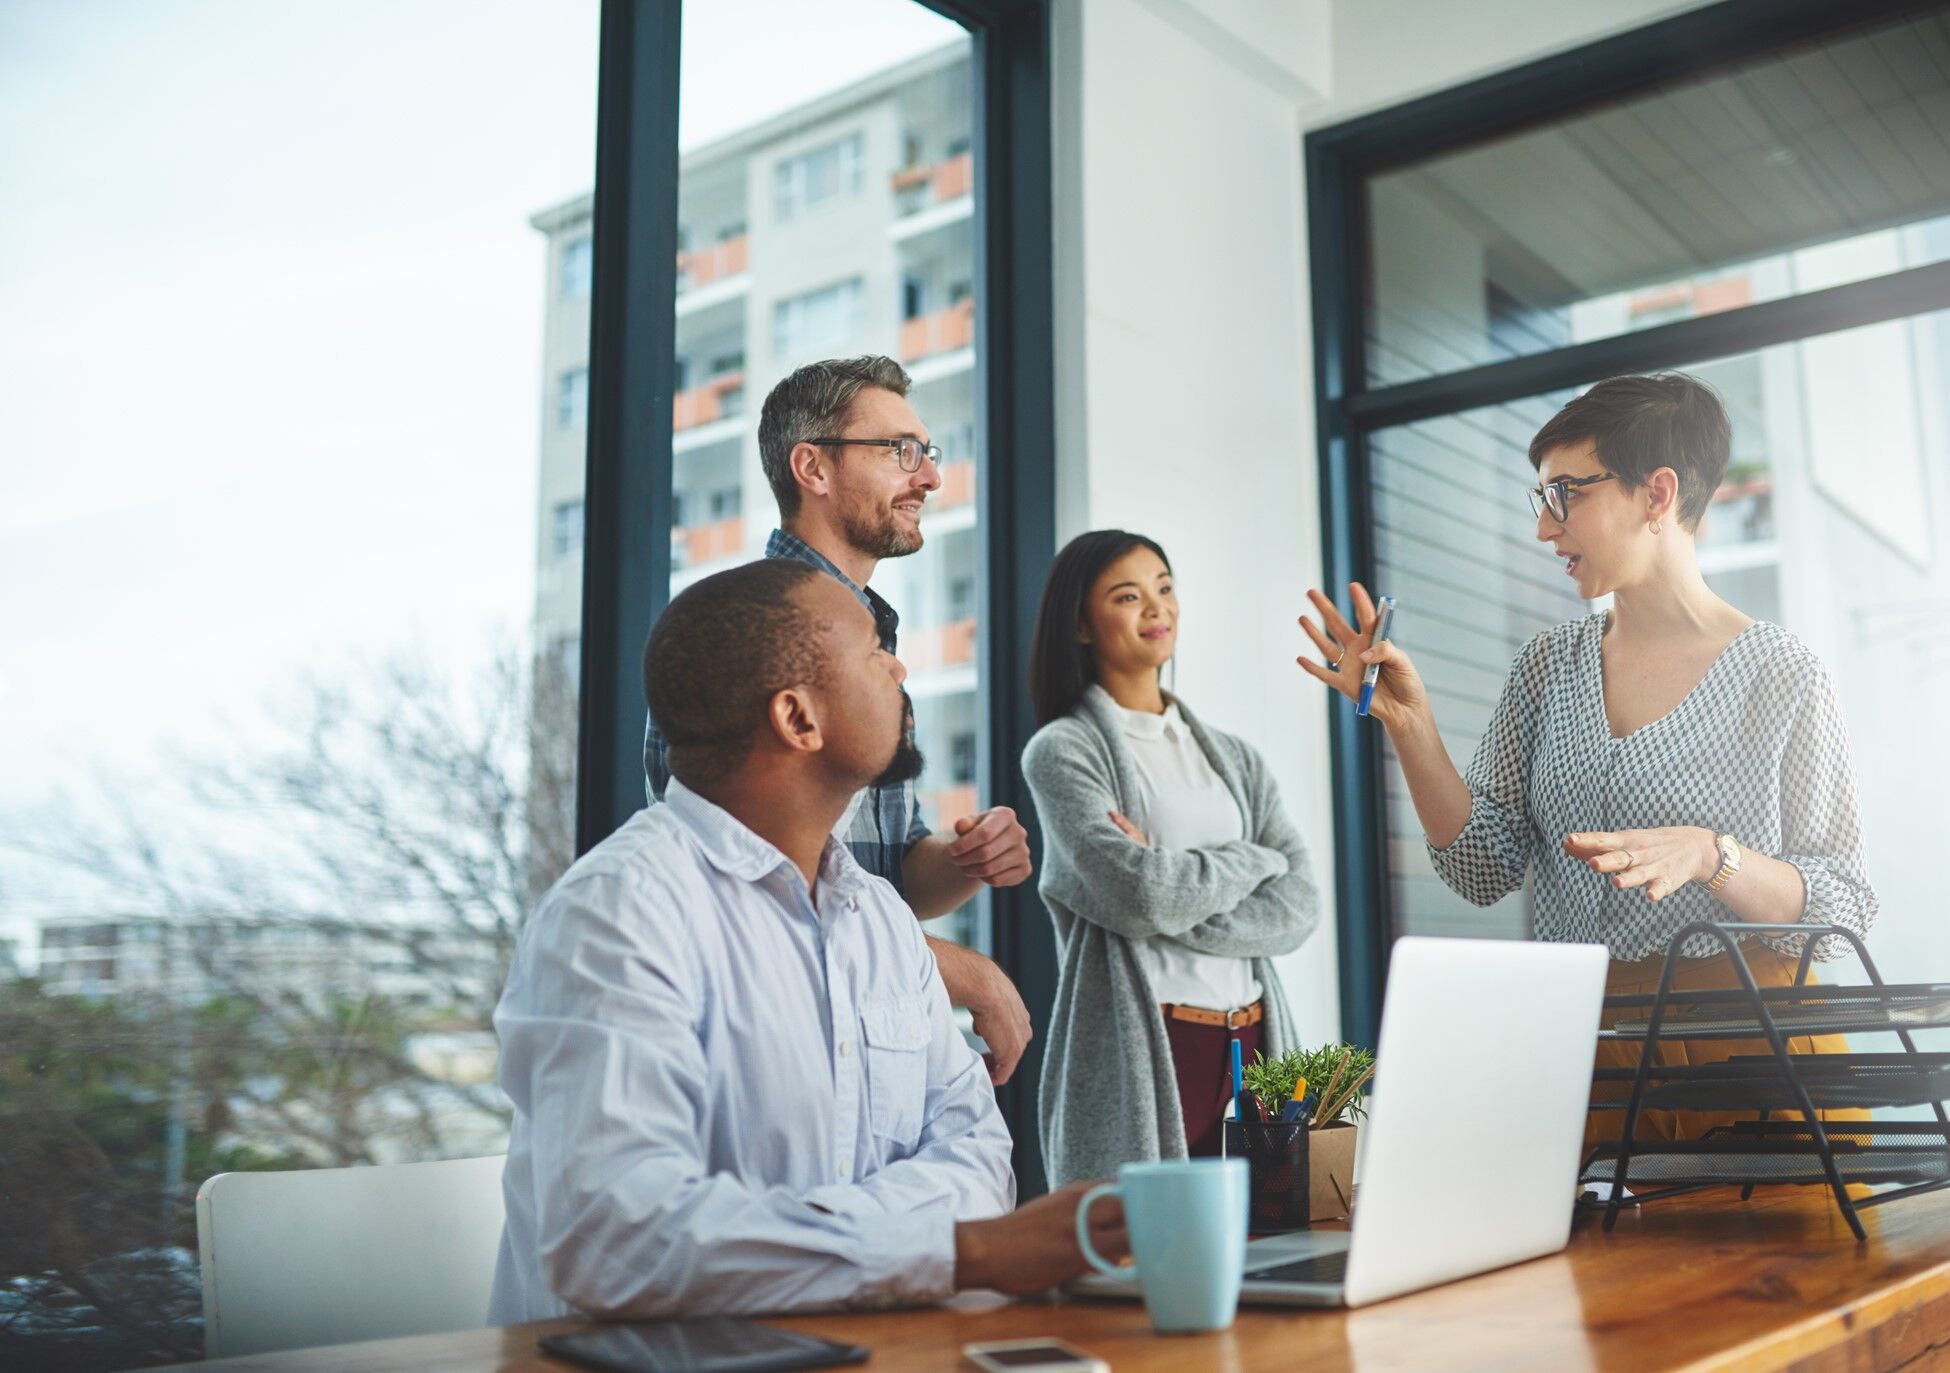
[1163,1011,1264,1157]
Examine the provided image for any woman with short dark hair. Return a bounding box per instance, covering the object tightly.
[1025,530,1320,1186]
[1298,372,1875,1145]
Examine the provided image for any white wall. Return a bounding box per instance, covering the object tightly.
[1049,0,1715,1045]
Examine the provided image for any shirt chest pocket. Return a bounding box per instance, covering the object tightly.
[860,997,930,1144]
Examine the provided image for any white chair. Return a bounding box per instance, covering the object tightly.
[195,1153,507,1359]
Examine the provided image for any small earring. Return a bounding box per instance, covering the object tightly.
[1650,519,1662,534]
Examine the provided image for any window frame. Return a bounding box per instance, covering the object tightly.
[577,0,1058,1194]
[1307,0,1950,1047]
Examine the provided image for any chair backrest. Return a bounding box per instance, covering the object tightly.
[195,1154,507,1359]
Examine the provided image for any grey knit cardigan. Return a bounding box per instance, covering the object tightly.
[1021,685,1321,1187]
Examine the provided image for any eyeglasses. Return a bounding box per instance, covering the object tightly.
[1528,472,1617,523]
[808,436,943,473]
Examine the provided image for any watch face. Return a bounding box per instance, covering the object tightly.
[1718,834,1742,869]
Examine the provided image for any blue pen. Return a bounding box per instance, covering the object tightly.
[1357,595,1397,718]
[1230,1038,1246,1125]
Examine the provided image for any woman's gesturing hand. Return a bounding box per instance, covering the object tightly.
[1296,582,1430,730]
[1565,828,1719,902]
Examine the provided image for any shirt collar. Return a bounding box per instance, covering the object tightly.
[767,527,901,651]
[665,777,871,905]
[1116,700,1188,743]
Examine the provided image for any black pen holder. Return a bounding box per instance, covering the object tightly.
[1226,1118,1311,1233]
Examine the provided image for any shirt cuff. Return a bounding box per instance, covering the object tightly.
[848,1207,957,1309]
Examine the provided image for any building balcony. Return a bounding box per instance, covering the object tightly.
[919,783,979,826]
[678,234,749,291]
[892,153,973,216]
[900,616,977,674]
[671,515,744,571]
[1628,274,1752,322]
[673,371,746,432]
[900,300,975,364]
[930,459,974,513]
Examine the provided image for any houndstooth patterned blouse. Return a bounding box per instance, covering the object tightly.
[1427,613,1876,962]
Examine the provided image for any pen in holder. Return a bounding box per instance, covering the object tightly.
[1225,1116,1311,1234]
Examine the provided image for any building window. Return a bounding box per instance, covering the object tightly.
[773,278,864,360]
[553,499,584,559]
[774,133,863,220]
[560,236,592,300]
[951,731,977,785]
[557,367,588,429]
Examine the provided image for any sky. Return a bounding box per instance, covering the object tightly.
[0,0,962,938]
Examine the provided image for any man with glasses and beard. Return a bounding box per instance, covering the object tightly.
[644,355,1036,1086]
[490,560,1125,1322]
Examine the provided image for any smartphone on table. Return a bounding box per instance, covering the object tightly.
[962,1338,1109,1373]
[538,1317,869,1373]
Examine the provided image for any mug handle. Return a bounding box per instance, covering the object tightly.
[1075,1182,1125,1277]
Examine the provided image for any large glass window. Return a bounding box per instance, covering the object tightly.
[632,1,986,950]
[1366,10,1950,387]
[1320,7,1950,1043]
[0,4,598,1366]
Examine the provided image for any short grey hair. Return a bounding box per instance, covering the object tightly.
[758,355,912,517]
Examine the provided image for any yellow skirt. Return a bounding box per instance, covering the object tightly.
[1585,943,1866,1153]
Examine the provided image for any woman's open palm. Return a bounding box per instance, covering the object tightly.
[1296,582,1429,728]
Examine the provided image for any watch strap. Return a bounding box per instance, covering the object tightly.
[1705,833,1742,893]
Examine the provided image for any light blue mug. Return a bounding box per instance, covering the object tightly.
[1076,1158,1249,1333]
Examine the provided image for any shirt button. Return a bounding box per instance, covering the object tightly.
[838,1154,852,1175]
[838,1039,853,1058]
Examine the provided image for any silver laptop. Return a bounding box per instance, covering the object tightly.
[1072,936,1607,1309]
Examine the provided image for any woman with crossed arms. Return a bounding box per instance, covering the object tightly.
[1025,530,1321,1186]
[1298,373,1875,1145]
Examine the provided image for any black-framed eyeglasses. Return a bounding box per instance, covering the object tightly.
[809,436,943,473]
[1528,471,1617,522]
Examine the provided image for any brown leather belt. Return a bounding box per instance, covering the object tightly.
[1161,1000,1263,1030]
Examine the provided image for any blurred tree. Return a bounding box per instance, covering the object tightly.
[0,643,577,1369]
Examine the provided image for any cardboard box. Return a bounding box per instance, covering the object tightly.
[1308,1121,1357,1221]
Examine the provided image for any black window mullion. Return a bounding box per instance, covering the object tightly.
[1349,258,1950,433]
[577,0,680,856]
[936,0,1059,1200]
[1308,131,1391,1050]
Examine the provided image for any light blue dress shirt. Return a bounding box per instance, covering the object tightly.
[488,780,1015,1323]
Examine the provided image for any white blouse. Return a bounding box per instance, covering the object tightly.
[1117,702,1263,1011]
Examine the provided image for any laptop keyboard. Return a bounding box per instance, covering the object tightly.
[1248,1250,1349,1286]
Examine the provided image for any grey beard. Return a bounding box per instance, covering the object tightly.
[841,505,923,561]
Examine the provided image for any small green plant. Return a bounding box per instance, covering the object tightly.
[1240,1043,1375,1128]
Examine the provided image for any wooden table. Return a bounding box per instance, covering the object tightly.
[177,1187,1950,1372]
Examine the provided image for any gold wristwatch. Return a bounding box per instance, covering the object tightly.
[1704,832,1743,893]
